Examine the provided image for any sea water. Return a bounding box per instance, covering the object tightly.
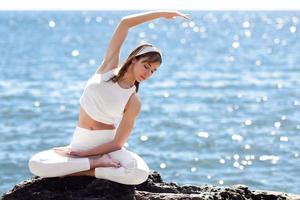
[0,11,299,195]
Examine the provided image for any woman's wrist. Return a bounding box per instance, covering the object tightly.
[83,149,94,157]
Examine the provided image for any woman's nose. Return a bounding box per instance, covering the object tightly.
[146,70,152,76]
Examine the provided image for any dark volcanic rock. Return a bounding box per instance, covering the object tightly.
[2,171,300,200]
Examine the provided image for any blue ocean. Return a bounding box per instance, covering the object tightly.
[0,11,299,195]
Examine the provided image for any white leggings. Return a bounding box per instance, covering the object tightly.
[28,126,150,185]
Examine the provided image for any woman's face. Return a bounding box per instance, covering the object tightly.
[132,57,161,82]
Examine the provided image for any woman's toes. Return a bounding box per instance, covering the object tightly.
[93,154,122,168]
[112,160,121,168]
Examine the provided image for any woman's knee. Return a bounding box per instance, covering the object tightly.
[105,148,150,184]
[95,161,150,185]
[28,158,49,177]
[128,167,150,185]
[127,159,150,184]
[28,154,63,177]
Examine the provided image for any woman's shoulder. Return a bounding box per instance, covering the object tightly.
[91,67,120,81]
[124,92,141,115]
[94,67,116,75]
[95,62,121,75]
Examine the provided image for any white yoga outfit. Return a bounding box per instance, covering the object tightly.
[28,69,150,185]
[79,68,136,126]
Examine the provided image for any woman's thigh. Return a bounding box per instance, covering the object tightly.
[28,149,90,177]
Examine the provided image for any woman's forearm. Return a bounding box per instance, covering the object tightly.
[86,141,121,156]
[121,10,165,28]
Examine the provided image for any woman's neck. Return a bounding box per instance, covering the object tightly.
[118,66,136,87]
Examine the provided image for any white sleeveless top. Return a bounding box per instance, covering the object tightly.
[79,68,136,126]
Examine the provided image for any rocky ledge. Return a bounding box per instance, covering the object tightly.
[1,171,299,200]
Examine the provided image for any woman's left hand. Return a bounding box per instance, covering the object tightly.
[52,146,88,157]
[162,11,191,21]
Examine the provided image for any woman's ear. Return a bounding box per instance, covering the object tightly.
[132,57,137,64]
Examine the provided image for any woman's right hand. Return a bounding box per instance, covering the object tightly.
[162,11,191,21]
[52,145,88,157]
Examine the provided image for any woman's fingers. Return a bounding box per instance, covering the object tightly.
[53,148,68,154]
[52,147,65,152]
[69,151,81,156]
[52,146,75,156]
[175,11,191,20]
[53,149,68,156]
[53,148,65,151]
[52,145,69,151]
[163,11,191,21]
[180,13,191,20]
[51,146,87,158]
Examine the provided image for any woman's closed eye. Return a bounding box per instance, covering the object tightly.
[144,65,154,73]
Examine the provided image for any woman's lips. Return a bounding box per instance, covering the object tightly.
[140,75,146,80]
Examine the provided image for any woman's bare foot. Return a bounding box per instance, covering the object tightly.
[89,154,121,169]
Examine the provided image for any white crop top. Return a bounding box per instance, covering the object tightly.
[79,68,136,126]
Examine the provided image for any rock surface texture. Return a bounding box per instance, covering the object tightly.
[2,171,300,200]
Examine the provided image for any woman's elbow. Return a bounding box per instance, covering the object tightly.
[112,142,123,151]
[120,18,131,29]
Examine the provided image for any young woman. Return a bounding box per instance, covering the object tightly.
[28,10,190,185]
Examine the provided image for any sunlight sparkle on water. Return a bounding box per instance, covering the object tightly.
[232,134,243,141]
[71,49,80,57]
[160,163,166,169]
[259,155,279,164]
[48,20,56,28]
[96,16,102,23]
[191,167,197,172]
[148,23,155,29]
[244,119,252,126]
[290,26,297,33]
[219,159,226,164]
[233,161,239,168]
[84,16,91,24]
[198,131,209,138]
[140,135,148,142]
[234,154,240,160]
[280,136,288,142]
[59,105,66,112]
[244,30,252,38]
[232,41,240,48]
[33,101,40,107]
[89,59,96,65]
[274,122,281,129]
[255,60,261,66]
[242,21,250,28]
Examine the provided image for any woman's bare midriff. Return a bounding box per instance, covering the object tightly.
[77,106,116,131]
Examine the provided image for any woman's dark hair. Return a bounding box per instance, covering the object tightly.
[105,43,162,93]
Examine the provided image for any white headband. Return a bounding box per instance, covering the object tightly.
[136,45,162,57]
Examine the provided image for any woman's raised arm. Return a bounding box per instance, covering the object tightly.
[95,10,190,74]
[122,10,190,27]
[95,20,129,74]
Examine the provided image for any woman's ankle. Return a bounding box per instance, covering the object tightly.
[88,157,95,169]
